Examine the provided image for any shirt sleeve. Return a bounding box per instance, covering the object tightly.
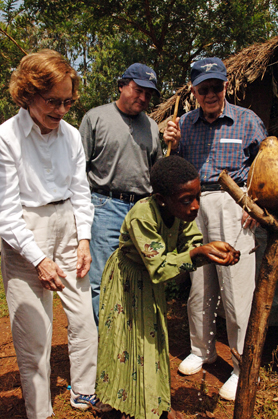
[79,112,96,172]
[177,220,203,253]
[127,217,203,284]
[69,133,94,241]
[0,137,46,266]
[244,112,268,161]
[152,122,163,163]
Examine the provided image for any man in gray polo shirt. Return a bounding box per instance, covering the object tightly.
[80,63,162,325]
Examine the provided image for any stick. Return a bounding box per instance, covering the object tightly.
[166,94,181,157]
[0,28,27,56]
[231,348,242,367]
[218,170,278,231]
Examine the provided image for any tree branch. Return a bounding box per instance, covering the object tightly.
[0,27,27,56]
[218,170,278,231]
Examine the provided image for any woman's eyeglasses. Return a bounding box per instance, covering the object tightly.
[37,92,76,109]
[197,84,225,96]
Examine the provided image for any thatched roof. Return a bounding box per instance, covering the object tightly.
[151,36,278,131]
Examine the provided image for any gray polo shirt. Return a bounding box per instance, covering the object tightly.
[79,102,162,195]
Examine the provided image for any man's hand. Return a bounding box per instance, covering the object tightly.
[190,241,240,266]
[163,118,181,151]
[241,211,258,230]
[36,257,66,291]
[76,239,92,278]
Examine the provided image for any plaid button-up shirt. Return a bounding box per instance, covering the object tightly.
[178,100,267,183]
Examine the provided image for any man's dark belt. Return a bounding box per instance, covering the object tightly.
[92,188,150,203]
[201,182,245,192]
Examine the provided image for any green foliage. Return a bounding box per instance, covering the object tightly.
[22,0,278,99]
[0,0,277,124]
[0,1,34,122]
[165,277,191,301]
[165,279,181,301]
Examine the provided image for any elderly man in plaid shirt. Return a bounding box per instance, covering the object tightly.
[164,57,267,401]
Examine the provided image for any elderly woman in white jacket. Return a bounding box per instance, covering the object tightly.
[0,50,97,419]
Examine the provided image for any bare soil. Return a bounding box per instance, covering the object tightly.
[0,295,277,419]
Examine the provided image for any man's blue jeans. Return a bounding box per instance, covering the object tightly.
[89,192,134,325]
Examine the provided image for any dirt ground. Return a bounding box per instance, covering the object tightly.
[0,295,277,419]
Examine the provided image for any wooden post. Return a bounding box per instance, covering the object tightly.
[234,231,278,418]
[218,170,278,419]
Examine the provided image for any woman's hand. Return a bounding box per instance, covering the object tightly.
[76,239,92,278]
[163,118,181,151]
[36,257,66,291]
[190,241,240,266]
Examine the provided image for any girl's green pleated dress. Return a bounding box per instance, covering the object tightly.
[96,196,203,419]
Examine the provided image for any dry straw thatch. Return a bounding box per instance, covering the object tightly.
[151,36,278,131]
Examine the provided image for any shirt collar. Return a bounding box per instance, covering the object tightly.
[18,107,64,138]
[193,99,235,124]
[114,102,140,120]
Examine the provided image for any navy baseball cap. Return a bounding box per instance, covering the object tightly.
[191,57,227,86]
[122,63,160,96]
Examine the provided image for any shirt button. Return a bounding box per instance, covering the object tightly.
[204,176,207,179]
[206,159,209,162]
[46,169,51,173]
[169,233,172,237]
[53,189,57,193]
[210,127,212,130]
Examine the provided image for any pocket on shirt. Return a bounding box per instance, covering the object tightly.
[213,139,243,171]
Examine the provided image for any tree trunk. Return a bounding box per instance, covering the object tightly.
[233,231,278,418]
[217,170,278,418]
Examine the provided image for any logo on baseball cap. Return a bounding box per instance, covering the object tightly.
[122,63,160,96]
[191,57,227,86]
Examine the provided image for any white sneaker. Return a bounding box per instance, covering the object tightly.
[219,372,239,401]
[178,352,217,375]
[70,389,98,411]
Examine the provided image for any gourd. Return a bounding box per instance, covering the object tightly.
[247,136,278,212]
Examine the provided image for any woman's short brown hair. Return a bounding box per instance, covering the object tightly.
[9,49,80,109]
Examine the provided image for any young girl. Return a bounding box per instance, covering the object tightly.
[95,156,240,419]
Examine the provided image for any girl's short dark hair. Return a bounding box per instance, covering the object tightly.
[150,155,199,195]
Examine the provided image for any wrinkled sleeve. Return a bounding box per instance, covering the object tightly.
[177,220,203,253]
[69,134,94,241]
[0,137,45,266]
[128,217,203,284]
[244,112,268,161]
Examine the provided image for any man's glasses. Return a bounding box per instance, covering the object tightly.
[37,92,76,109]
[197,84,225,96]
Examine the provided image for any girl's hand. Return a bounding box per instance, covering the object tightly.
[190,241,240,266]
